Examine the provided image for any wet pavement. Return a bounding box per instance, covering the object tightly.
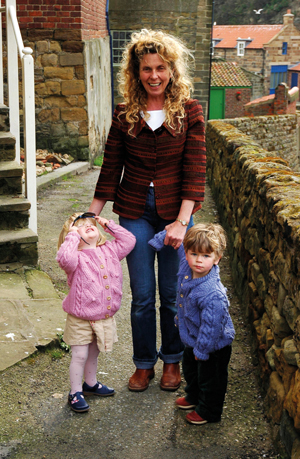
[0,166,288,459]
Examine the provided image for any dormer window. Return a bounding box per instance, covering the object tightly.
[237,41,245,56]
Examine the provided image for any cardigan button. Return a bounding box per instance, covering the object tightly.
[185,275,189,279]
[107,296,111,300]
[179,304,182,308]
[180,294,183,298]
[100,264,104,269]
[103,275,108,279]
[105,314,109,319]
[107,305,111,310]
[105,285,109,290]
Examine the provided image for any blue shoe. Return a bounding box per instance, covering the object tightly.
[68,392,89,412]
[82,381,115,397]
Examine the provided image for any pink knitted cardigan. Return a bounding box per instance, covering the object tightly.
[56,220,136,321]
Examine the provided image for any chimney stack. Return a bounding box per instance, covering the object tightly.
[283,9,294,26]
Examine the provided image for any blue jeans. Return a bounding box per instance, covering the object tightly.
[119,187,192,369]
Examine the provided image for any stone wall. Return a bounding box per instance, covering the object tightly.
[206,120,300,458]
[224,113,300,172]
[109,0,212,118]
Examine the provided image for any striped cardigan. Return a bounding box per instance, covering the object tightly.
[94,99,206,220]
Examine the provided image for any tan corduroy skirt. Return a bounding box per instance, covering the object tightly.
[63,313,118,352]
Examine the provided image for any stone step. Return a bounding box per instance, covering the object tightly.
[0,131,16,161]
[0,104,9,132]
[0,160,23,194]
[0,228,38,265]
[0,195,30,230]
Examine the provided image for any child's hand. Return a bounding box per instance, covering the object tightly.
[95,216,110,229]
[69,223,79,233]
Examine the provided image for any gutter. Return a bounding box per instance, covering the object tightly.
[106,0,114,118]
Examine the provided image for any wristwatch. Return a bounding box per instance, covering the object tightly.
[176,218,189,226]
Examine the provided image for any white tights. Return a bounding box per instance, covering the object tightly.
[69,340,99,394]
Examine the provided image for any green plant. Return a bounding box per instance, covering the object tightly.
[57,333,70,352]
[94,156,103,167]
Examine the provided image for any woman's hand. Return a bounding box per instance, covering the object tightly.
[164,220,187,249]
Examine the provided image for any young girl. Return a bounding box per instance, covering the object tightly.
[56,212,136,413]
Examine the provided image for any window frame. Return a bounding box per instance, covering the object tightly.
[111,30,133,66]
[237,41,245,57]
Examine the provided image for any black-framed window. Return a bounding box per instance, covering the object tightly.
[112,30,133,65]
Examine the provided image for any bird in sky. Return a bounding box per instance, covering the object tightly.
[253,9,263,14]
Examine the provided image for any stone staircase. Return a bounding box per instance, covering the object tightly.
[0,104,38,267]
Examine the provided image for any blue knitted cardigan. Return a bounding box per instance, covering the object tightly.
[148,230,235,360]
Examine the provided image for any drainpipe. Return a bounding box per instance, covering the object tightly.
[106,0,114,118]
[207,0,215,120]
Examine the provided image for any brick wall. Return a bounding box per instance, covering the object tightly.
[11,0,108,39]
[244,83,299,118]
[224,88,251,118]
[214,48,265,77]
[206,120,300,456]
[109,0,212,119]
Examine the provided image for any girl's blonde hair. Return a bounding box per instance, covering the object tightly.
[183,223,227,259]
[118,29,194,136]
[57,213,106,249]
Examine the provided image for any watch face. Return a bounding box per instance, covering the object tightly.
[182,221,187,225]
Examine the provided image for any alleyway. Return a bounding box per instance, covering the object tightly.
[0,168,287,459]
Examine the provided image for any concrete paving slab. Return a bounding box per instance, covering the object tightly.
[25,269,60,299]
[22,298,66,346]
[0,340,37,371]
[0,272,29,299]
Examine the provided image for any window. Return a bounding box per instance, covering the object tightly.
[237,41,245,56]
[282,42,288,55]
[270,65,288,94]
[112,30,133,65]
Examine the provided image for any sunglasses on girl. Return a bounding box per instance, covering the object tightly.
[72,212,114,234]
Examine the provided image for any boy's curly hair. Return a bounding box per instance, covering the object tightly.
[57,213,106,249]
[183,223,227,259]
[118,29,194,136]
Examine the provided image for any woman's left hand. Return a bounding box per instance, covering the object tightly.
[164,221,187,249]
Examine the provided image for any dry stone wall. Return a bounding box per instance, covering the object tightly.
[224,114,300,172]
[206,121,300,457]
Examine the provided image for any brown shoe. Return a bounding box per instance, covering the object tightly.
[160,363,181,391]
[128,368,155,392]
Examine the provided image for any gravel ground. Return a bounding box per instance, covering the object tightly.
[0,168,288,459]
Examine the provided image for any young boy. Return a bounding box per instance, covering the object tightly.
[148,223,235,425]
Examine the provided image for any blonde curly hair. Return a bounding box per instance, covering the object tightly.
[57,213,106,249]
[118,29,194,136]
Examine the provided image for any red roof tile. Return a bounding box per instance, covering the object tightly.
[289,63,300,71]
[213,25,283,49]
[211,61,252,87]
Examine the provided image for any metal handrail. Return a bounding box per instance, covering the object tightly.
[5,2,37,233]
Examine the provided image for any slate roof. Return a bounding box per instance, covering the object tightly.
[213,25,283,49]
[211,61,251,87]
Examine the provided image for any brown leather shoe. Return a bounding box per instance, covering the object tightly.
[128,368,155,392]
[160,363,181,391]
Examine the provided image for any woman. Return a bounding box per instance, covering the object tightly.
[89,29,206,392]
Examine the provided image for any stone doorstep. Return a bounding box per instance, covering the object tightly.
[0,131,16,145]
[0,195,31,212]
[0,161,23,177]
[0,228,38,244]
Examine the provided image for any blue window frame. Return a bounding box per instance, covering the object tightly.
[270,65,288,94]
[282,42,288,55]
